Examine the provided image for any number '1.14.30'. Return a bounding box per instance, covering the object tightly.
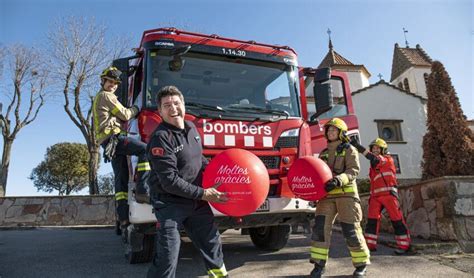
[222,48,246,57]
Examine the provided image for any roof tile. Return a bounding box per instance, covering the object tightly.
[352,79,427,101]
[390,43,432,81]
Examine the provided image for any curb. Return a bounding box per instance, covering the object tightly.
[377,236,461,255]
[0,225,114,231]
[332,225,461,255]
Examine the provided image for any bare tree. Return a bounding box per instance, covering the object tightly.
[0,45,48,196]
[47,16,131,194]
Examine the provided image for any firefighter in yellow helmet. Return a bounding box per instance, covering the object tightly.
[93,66,150,230]
[350,137,413,255]
[310,118,370,278]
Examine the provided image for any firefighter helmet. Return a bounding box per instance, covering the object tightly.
[324,118,348,141]
[100,66,122,83]
[369,138,388,154]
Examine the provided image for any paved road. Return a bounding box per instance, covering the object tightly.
[0,228,472,277]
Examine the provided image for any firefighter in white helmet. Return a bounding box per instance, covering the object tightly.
[92,66,150,230]
[350,137,413,255]
[310,118,370,278]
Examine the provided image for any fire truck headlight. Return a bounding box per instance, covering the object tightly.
[276,128,299,149]
[280,128,299,137]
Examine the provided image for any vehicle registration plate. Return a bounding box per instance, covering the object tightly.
[256,199,270,212]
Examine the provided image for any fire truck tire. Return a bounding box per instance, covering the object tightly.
[125,234,155,264]
[249,225,291,251]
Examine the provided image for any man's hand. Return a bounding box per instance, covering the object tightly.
[202,182,228,203]
[350,137,366,154]
[325,178,341,192]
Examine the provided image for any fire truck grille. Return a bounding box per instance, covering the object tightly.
[275,136,298,148]
[258,156,280,169]
[268,184,279,196]
[205,155,280,169]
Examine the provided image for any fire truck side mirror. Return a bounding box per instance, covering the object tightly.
[314,68,331,83]
[310,82,333,122]
[112,54,140,106]
[112,58,131,106]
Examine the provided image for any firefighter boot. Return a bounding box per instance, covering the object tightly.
[353,265,367,277]
[310,264,325,278]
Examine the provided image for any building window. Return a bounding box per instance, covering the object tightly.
[374,119,404,142]
[390,154,402,174]
[398,82,403,89]
[403,78,410,92]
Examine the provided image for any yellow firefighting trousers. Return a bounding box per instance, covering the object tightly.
[310,196,370,267]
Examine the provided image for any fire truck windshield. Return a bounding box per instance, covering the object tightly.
[145,50,300,119]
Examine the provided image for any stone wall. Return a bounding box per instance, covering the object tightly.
[2,177,473,252]
[360,176,474,252]
[0,195,115,227]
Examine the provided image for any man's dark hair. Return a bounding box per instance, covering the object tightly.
[156,85,184,108]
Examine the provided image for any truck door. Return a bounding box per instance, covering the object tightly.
[302,68,350,155]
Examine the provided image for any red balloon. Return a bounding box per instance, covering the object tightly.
[203,148,269,217]
[287,157,333,201]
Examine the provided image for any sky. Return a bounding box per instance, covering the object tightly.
[0,0,472,196]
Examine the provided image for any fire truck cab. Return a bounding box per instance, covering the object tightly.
[112,28,359,263]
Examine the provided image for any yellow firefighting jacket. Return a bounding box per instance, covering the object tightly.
[320,140,360,199]
[92,89,138,144]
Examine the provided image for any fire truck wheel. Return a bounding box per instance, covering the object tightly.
[125,234,155,264]
[249,225,291,251]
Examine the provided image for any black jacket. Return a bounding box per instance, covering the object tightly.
[147,120,208,201]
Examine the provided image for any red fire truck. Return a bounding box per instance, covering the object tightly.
[112,27,360,263]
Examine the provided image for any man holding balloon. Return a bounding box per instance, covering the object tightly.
[146,86,228,278]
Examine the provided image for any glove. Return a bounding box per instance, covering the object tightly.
[341,134,351,143]
[350,137,366,153]
[366,152,380,168]
[325,178,341,192]
[103,135,119,163]
[132,105,140,117]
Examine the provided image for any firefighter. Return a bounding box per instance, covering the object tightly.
[147,85,228,278]
[350,137,412,255]
[92,66,150,229]
[310,118,370,278]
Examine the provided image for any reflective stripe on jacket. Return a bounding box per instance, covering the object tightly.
[320,140,360,199]
[368,154,398,196]
[92,89,138,144]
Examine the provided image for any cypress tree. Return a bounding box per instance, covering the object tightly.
[422,61,474,179]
